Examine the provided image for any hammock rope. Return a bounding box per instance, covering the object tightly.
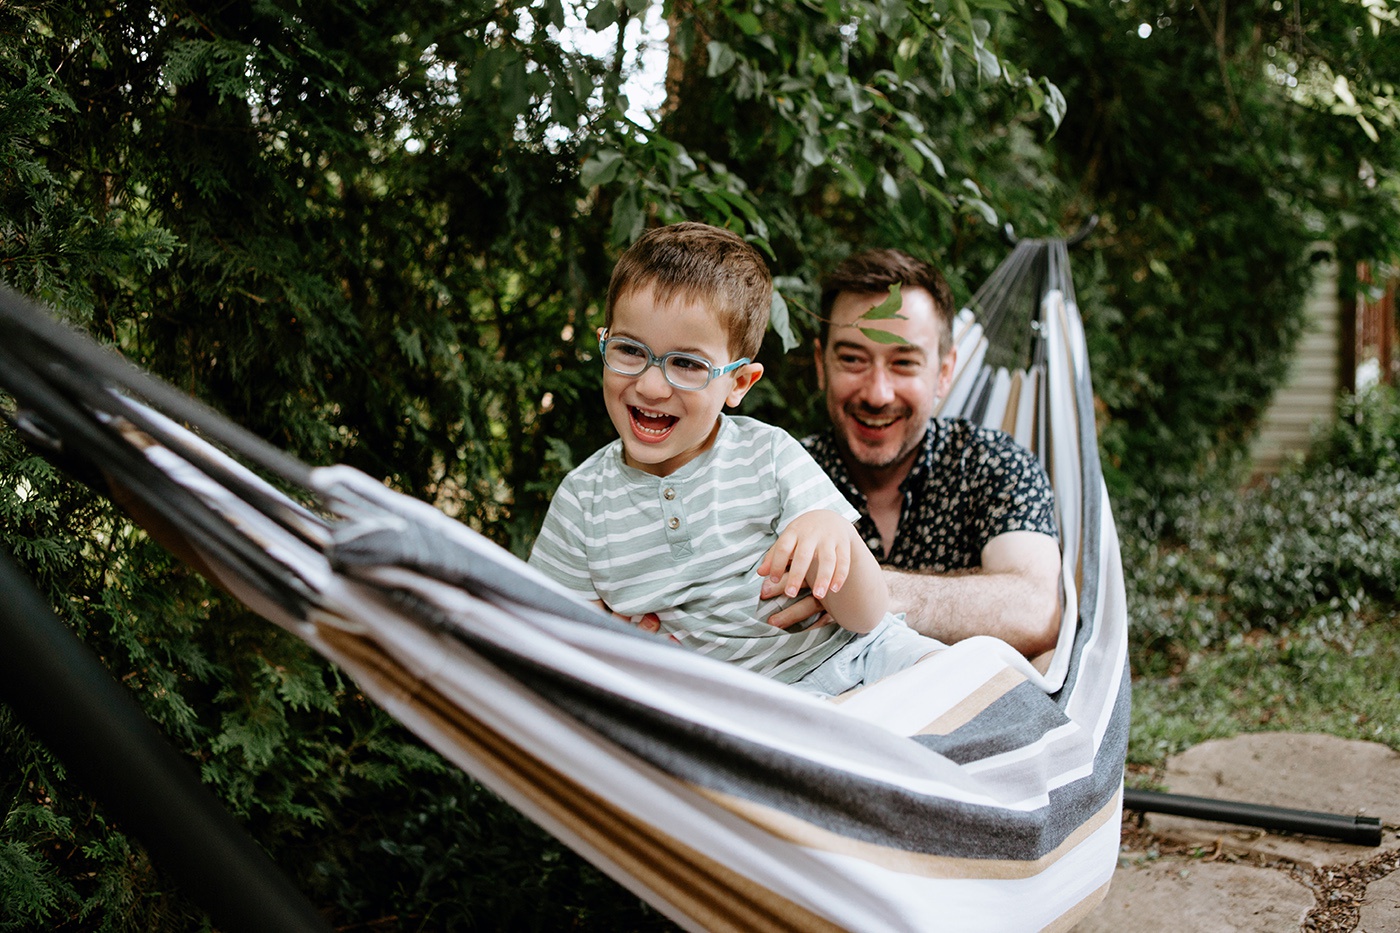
[0,237,1129,933]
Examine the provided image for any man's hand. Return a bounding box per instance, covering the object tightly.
[755,510,854,602]
[762,530,1063,657]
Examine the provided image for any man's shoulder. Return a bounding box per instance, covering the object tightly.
[798,427,835,459]
[937,417,1038,462]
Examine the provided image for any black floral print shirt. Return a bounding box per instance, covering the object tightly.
[803,418,1058,572]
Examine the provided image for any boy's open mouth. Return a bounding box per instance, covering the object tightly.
[629,406,677,440]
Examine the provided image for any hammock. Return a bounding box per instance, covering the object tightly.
[0,237,1129,933]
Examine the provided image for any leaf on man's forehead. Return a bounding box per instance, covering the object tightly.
[857,325,910,345]
[861,283,906,321]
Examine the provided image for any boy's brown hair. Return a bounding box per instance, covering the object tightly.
[606,222,772,360]
[818,248,955,357]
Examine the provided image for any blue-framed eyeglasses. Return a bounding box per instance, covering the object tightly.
[598,334,750,391]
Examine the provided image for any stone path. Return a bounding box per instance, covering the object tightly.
[1076,733,1400,932]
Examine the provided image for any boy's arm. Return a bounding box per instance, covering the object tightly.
[757,509,888,634]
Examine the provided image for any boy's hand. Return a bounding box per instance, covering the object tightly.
[756,510,852,603]
[595,599,663,633]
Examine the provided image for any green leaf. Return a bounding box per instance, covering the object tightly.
[857,325,910,344]
[863,283,906,320]
[769,290,800,351]
[580,149,625,187]
[499,58,531,118]
[1044,0,1069,28]
[732,11,762,36]
[585,0,619,31]
[707,41,738,77]
[1040,77,1066,134]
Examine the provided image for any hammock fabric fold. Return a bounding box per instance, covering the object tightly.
[0,238,1129,933]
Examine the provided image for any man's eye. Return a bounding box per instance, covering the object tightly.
[838,354,868,369]
[893,359,923,373]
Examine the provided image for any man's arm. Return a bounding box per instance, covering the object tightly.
[884,530,1061,657]
[764,529,1062,658]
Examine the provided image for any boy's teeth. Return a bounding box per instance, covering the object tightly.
[631,406,677,436]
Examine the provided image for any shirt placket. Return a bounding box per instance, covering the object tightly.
[660,481,692,559]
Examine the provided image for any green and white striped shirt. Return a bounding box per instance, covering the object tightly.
[529,415,860,683]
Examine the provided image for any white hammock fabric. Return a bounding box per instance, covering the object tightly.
[0,238,1128,932]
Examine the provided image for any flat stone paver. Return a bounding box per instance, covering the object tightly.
[1360,868,1400,932]
[1074,855,1313,932]
[1146,732,1400,867]
[1077,733,1400,931]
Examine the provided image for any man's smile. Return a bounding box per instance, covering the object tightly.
[847,405,909,431]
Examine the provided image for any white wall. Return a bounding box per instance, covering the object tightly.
[1249,256,1343,474]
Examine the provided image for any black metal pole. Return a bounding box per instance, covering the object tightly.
[0,547,332,932]
[1124,787,1383,847]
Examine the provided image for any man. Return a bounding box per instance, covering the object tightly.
[763,248,1062,660]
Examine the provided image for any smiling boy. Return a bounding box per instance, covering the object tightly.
[528,223,940,696]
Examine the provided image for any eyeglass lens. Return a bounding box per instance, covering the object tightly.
[604,338,714,389]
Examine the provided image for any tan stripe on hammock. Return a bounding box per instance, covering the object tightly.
[690,785,1122,881]
[314,622,846,933]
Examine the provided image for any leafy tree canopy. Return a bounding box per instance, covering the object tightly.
[2,0,1398,927]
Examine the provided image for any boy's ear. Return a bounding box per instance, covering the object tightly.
[724,362,764,407]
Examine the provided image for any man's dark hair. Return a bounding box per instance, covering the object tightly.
[818,248,955,354]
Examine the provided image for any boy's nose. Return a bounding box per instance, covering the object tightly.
[636,363,673,397]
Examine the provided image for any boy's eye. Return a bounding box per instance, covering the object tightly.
[669,356,709,373]
[615,343,647,359]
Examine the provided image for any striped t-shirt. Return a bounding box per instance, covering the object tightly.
[528,415,860,683]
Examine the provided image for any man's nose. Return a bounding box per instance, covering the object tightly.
[860,366,896,406]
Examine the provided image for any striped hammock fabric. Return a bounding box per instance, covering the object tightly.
[0,238,1128,932]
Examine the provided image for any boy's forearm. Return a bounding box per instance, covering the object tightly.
[817,525,888,634]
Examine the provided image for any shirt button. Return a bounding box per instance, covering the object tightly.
[663,488,676,500]
[668,517,681,529]
[866,537,881,551]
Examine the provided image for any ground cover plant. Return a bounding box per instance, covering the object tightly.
[1124,384,1400,778]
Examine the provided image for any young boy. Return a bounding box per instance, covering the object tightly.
[528,222,940,697]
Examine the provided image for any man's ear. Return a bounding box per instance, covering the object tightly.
[813,339,826,391]
[935,346,957,400]
[724,362,764,407]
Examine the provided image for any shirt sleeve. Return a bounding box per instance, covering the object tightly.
[970,432,1059,543]
[526,472,602,603]
[769,428,860,532]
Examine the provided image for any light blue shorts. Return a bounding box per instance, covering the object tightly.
[790,614,943,698]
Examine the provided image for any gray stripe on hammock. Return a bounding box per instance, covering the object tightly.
[376,584,1118,863]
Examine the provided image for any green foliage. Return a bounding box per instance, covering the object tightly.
[2,0,1400,926]
[1123,388,1400,679]
[1011,0,1400,505]
[1124,387,1400,769]
[1128,617,1400,769]
[1305,383,1400,478]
